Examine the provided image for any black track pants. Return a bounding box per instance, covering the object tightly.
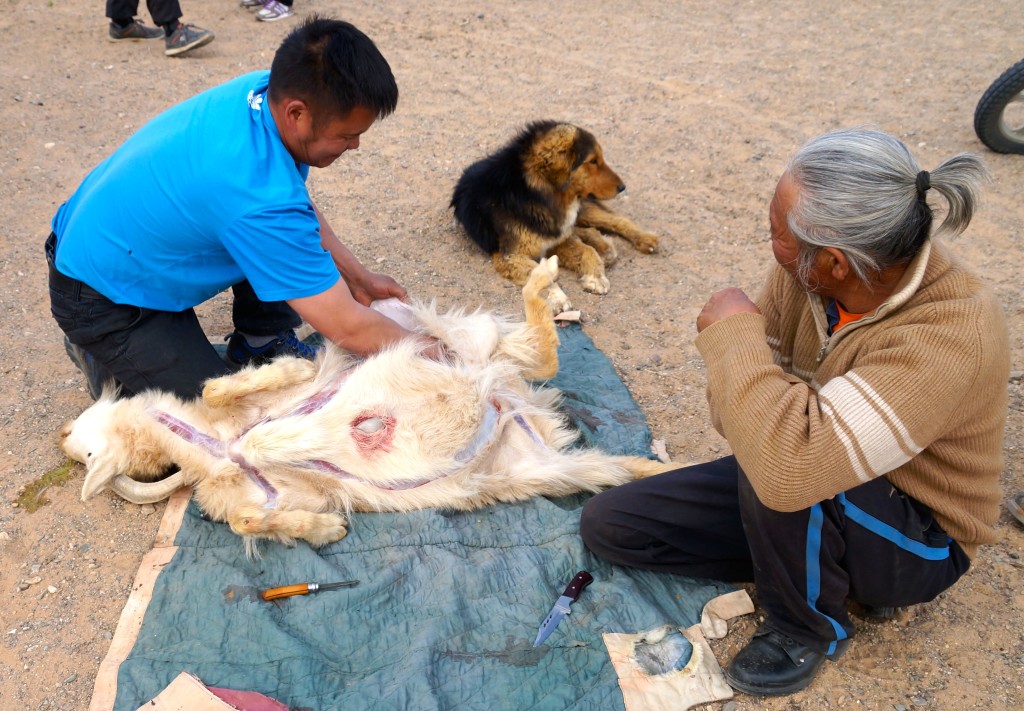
[580,455,971,655]
[46,232,300,400]
[105,0,183,27]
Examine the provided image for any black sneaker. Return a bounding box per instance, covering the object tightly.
[108,19,164,41]
[225,330,319,367]
[725,625,844,696]
[164,22,215,57]
[63,337,115,400]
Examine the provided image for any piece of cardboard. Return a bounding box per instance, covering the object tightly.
[135,672,235,711]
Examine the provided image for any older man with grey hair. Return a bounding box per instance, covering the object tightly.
[581,128,1010,697]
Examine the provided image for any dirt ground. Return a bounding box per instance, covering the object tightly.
[1,1,1022,709]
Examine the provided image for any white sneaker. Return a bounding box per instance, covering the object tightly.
[256,1,294,22]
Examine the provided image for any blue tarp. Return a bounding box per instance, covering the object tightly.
[113,324,731,710]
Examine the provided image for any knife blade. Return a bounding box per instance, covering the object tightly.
[532,570,593,647]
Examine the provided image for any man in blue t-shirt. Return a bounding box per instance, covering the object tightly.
[48,17,435,400]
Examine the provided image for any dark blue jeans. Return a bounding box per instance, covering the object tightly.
[580,455,971,655]
[46,232,300,399]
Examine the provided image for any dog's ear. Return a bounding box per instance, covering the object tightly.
[531,124,583,190]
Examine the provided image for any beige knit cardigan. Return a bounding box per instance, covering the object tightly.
[695,240,1010,558]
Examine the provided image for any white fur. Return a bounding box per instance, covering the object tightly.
[62,257,669,552]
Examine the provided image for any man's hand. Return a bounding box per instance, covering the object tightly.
[696,288,761,332]
[348,271,407,307]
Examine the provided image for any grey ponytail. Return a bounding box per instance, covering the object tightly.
[785,129,989,284]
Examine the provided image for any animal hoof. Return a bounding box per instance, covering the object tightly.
[581,274,610,295]
[308,513,349,546]
[526,256,558,291]
[202,378,235,408]
[545,284,573,314]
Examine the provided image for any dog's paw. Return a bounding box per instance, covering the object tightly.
[632,232,659,254]
[580,273,610,295]
[601,241,619,266]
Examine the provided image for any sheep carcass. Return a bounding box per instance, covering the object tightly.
[61,257,669,549]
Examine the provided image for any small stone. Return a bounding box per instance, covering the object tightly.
[44,142,55,149]
[47,585,57,594]
[722,703,739,711]
[139,504,157,515]
[24,577,42,585]
[911,698,928,707]
[894,705,907,711]
[63,673,77,684]
[17,583,29,592]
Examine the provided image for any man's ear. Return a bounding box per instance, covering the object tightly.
[281,98,311,131]
[822,247,850,281]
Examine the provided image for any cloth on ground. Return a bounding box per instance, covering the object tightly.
[107,323,733,711]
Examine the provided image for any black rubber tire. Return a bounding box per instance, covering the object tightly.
[974,58,1024,154]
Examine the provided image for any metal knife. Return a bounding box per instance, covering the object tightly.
[532,570,593,647]
[261,580,359,601]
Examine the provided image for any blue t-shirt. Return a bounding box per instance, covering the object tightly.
[51,71,339,311]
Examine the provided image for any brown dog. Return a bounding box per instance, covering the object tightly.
[450,121,658,312]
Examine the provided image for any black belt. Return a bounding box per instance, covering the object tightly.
[45,232,108,301]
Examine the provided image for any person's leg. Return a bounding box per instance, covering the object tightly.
[738,471,970,652]
[729,469,971,695]
[47,234,231,400]
[225,281,317,366]
[230,280,302,335]
[106,0,141,23]
[144,0,182,27]
[580,456,754,582]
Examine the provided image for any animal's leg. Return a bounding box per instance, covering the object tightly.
[578,200,659,254]
[489,447,647,501]
[551,236,610,295]
[229,505,348,547]
[203,357,317,409]
[576,226,618,266]
[611,455,680,479]
[519,257,561,380]
[493,252,572,314]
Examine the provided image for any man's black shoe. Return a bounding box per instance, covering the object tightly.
[725,626,842,696]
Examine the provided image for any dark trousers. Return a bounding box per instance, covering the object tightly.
[580,455,970,656]
[46,232,300,400]
[105,0,182,26]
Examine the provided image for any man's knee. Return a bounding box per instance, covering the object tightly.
[579,492,615,553]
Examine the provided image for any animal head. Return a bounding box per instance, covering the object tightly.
[523,121,624,200]
[61,393,176,501]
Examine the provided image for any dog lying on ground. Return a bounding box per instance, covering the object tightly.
[450,120,659,313]
[61,258,670,553]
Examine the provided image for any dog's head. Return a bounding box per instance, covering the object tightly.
[524,122,625,200]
